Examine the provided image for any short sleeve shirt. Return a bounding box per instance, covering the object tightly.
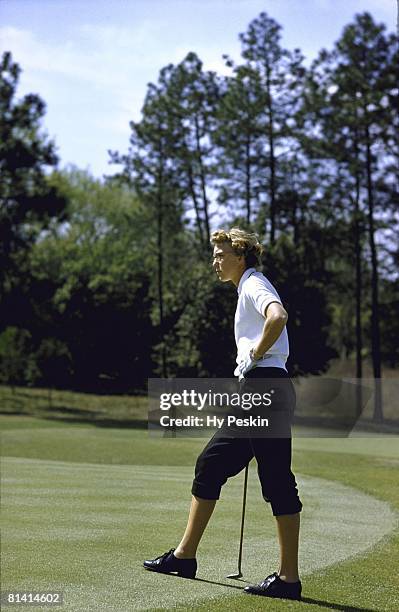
[233,267,289,375]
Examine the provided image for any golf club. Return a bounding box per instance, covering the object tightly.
[226,463,249,579]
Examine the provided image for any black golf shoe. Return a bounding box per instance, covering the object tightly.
[143,548,197,579]
[244,572,301,600]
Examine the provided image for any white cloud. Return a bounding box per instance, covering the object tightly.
[0,22,239,88]
[0,21,239,174]
[0,22,170,95]
[0,23,173,136]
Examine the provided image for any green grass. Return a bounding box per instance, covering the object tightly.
[0,384,148,425]
[1,398,399,611]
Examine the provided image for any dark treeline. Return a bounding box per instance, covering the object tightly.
[0,12,398,420]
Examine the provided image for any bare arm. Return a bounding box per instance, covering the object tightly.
[252,302,288,360]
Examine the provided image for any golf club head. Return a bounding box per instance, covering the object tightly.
[226,571,243,579]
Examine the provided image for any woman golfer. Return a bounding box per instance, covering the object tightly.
[144,228,302,601]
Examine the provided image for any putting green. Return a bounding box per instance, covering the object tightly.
[2,457,397,611]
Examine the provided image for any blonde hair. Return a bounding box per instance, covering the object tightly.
[210,227,264,268]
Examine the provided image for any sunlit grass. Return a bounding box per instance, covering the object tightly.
[1,416,398,612]
[0,384,148,425]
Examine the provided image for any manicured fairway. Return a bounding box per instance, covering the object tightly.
[1,415,399,611]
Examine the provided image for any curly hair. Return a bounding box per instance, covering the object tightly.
[210,227,264,268]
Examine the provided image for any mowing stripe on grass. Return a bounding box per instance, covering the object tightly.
[2,457,397,611]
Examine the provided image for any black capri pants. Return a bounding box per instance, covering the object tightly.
[191,367,302,516]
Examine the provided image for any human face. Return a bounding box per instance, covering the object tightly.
[212,242,245,286]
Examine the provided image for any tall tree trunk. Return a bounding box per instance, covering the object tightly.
[352,155,363,417]
[290,163,299,246]
[194,114,211,247]
[245,134,251,225]
[292,199,299,246]
[354,195,363,417]
[364,123,383,422]
[157,158,167,378]
[265,65,277,244]
[186,158,205,248]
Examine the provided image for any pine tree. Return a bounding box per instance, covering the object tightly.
[302,13,397,421]
[212,64,264,226]
[236,12,306,242]
[0,52,66,306]
[157,53,220,252]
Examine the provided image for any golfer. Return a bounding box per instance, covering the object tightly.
[144,228,302,600]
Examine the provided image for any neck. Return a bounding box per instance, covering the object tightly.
[232,266,248,287]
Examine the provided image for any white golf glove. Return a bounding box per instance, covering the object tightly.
[237,348,260,381]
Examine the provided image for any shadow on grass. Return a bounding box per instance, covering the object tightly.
[195,577,249,589]
[8,390,51,401]
[41,412,148,429]
[152,574,247,590]
[0,397,25,411]
[163,576,377,610]
[196,582,378,610]
[0,406,148,429]
[77,417,147,429]
[301,597,375,611]
[46,405,98,416]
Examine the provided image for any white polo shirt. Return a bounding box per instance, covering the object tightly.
[233,267,289,376]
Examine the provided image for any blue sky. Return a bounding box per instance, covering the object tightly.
[0,0,396,178]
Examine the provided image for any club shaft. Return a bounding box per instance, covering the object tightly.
[237,464,249,573]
